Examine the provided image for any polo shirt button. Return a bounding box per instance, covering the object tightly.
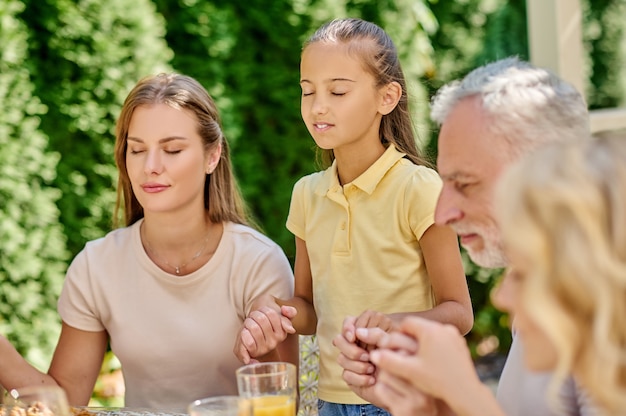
[340,222,346,230]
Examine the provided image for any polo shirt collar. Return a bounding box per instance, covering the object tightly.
[314,144,406,196]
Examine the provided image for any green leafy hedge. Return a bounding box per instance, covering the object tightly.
[19,0,173,257]
[0,0,68,370]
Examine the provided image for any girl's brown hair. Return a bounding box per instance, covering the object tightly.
[303,18,430,168]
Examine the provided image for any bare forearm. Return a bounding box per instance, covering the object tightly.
[445,382,504,416]
[277,297,317,335]
[0,335,57,390]
[390,301,474,335]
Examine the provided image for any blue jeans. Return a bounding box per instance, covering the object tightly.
[317,400,391,416]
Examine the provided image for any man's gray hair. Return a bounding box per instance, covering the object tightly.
[430,57,590,158]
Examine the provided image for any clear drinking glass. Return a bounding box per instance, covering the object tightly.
[188,396,252,416]
[236,362,297,416]
[4,385,71,416]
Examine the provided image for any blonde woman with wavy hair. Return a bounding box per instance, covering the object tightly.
[495,133,626,414]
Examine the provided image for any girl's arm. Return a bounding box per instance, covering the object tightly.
[0,323,108,406]
[279,237,316,335]
[391,224,473,335]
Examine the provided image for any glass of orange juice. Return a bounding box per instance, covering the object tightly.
[236,362,297,416]
[188,396,253,416]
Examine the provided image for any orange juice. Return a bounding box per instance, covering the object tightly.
[250,395,295,416]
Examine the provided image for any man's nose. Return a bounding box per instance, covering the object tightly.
[435,186,463,226]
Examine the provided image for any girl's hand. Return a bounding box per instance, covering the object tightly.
[353,310,394,351]
[233,298,297,364]
[334,316,375,386]
[333,316,383,407]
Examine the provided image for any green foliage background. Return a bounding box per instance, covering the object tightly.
[1,0,624,397]
[19,0,173,256]
[0,0,69,371]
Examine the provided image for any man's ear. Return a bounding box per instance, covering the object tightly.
[378,81,402,115]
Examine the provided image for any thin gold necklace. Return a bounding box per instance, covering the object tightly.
[142,226,211,275]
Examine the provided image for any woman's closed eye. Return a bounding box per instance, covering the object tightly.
[127,147,182,155]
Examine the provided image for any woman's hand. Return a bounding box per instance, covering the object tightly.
[234,295,297,364]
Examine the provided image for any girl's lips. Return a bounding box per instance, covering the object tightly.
[313,122,332,131]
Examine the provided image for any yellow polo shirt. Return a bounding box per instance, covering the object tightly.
[286,144,442,404]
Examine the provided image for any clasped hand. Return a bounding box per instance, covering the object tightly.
[234,294,297,364]
[334,314,472,416]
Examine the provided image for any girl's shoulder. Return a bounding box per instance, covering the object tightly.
[395,160,442,185]
[294,169,328,185]
[292,167,334,194]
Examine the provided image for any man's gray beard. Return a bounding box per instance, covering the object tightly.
[466,245,508,269]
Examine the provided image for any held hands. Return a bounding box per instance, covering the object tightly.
[370,317,475,400]
[234,294,297,364]
[333,316,377,404]
[357,325,442,415]
[368,317,494,416]
[352,310,394,351]
[334,315,462,416]
[332,312,396,408]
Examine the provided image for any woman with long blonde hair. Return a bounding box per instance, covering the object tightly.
[495,132,626,414]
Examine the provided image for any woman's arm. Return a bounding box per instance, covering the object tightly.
[1,323,108,406]
[0,335,58,389]
[48,323,108,405]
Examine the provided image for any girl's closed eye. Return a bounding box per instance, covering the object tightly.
[300,83,314,97]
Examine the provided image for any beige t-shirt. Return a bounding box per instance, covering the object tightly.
[287,144,441,404]
[58,220,294,412]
